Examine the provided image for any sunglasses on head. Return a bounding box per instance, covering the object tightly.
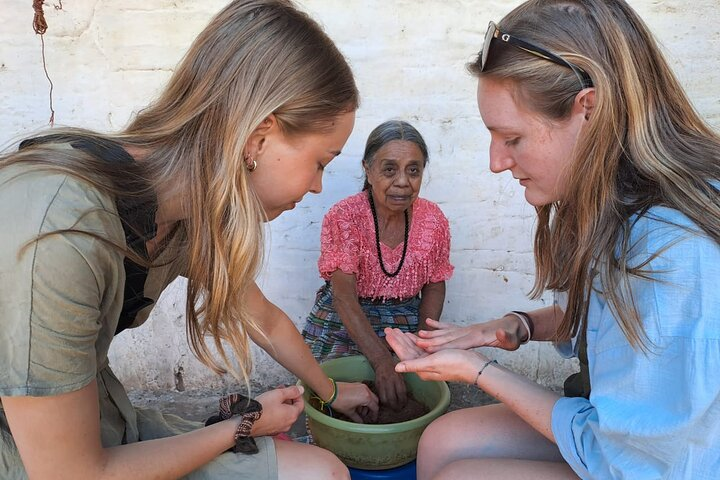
[480,21,593,89]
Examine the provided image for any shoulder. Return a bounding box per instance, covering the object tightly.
[0,163,123,247]
[1,163,116,212]
[414,197,447,216]
[325,192,369,220]
[631,206,708,243]
[628,206,719,264]
[413,197,450,227]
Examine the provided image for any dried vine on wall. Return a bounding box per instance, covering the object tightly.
[32,0,63,125]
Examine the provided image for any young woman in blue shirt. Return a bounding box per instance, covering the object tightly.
[385,0,720,478]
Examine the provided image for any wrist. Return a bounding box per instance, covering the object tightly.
[311,377,337,413]
[205,393,263,454]
[314,376,336,404]
[367,347,395,369]
[322,377,338,405]
[473,358,498,386]
[505,311,533,344]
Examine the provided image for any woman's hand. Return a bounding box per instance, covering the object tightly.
[394,348,488,384]
[252,386,305,437]
[384,328,428,362]
[372,358,408,412]
[386,326,490,384]
[415,317,525,352]
[331,381,380,423]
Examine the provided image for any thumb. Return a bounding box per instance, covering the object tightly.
[395,362,410,373]
[396,357,432,374]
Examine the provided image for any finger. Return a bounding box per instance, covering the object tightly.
[290,396,305,412]
[384,381,401,410]
[417,324,448,339]
[364,394,380,422]
[377,382,389,407]
[383,329,401,345]
[420,336,460,353]
[366,387,379,409]
[344,409,364,424]
[415,336,439,348]
[396,357,434,374]
[369,409,378,422]
[402,334,427,355]
[418,328,460,343]
[385,332,411,358]
[394,330,419,349]
[421,340,446,353]
[384,327,402,339]
[425,318,443,328]
[278,385,304,401]
[358,406,371,422]
[378,380,398,410]
[366,392,379,411]
[384,329,401,347]
[395,378,408,408]
[405,332,424,347]
[390,343,416,361]
[417,328,441,338]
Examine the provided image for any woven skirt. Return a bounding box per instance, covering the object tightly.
[302,282,421,362]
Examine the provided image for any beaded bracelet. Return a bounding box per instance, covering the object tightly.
[312,377,337,415]
[474,359,498,386]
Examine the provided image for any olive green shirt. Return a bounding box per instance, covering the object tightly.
[0,163,276,479]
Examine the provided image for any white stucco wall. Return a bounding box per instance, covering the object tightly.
[2,1,719,392]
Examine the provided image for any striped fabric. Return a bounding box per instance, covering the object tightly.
[302,282,420,362]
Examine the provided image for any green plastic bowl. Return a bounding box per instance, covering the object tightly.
[298,355,450,470]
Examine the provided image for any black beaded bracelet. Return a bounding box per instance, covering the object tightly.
[474,359,498,386]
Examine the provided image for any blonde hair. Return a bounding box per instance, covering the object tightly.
[2,0,358,383]
[470,0,720,348]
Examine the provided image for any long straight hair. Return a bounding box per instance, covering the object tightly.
[2,0,359,384]
[470,0,720,348]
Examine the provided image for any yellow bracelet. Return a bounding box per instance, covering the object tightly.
[312,377,337,414]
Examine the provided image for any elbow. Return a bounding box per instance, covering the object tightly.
[331,292,359,313]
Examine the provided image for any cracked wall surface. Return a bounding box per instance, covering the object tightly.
[2,0,719,393]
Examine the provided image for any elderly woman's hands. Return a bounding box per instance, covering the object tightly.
[372,358,408,411]
[415,317,526,352]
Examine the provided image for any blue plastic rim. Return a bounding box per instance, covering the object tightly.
[349,460,417,480]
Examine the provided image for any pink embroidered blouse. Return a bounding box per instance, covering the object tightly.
[318,192,453,299]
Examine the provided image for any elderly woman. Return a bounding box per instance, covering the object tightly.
[302,120,453,410]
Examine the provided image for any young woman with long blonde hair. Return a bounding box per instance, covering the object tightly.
[386,0,720,478]
[0,1,378,479]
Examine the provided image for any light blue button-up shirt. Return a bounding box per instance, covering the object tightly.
[552,206,720,479]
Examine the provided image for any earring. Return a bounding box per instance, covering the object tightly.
[245,157,257,172]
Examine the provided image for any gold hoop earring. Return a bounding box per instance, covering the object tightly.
[246,158,257,172]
